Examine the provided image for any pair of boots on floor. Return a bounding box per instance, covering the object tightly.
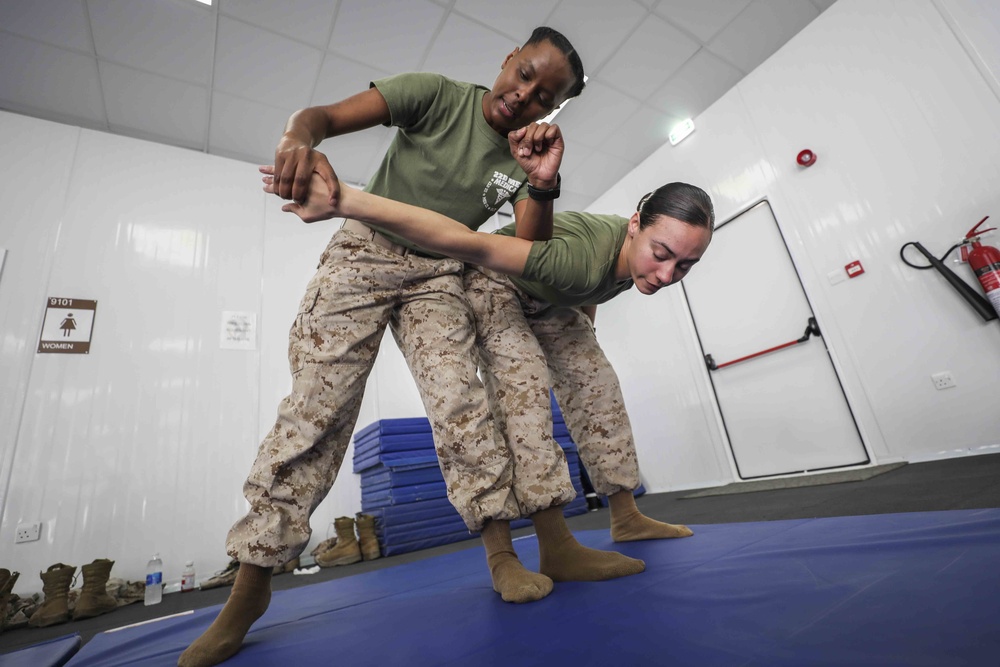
[310,513,380,567]
[2,559,118,629]
[177,492,691,667]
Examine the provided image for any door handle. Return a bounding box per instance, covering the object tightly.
[705,317,821,371]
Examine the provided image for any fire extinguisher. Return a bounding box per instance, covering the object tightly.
[964,216,1000,318]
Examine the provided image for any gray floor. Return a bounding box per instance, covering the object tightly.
[3,452,999,654]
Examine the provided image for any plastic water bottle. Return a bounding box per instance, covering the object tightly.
[144,553,163,605]
[181,560,196,592]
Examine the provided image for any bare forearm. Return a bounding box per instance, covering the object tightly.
[266,167,533,276]
[513,196,554,241]
[280,107,333,148]
[340,187,530,275]
[280,91,390,148]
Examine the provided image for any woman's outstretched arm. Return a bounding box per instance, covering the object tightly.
[261,166,532,277]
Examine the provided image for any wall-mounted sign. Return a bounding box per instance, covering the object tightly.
[38,297,98,354]
[221,311,256,350]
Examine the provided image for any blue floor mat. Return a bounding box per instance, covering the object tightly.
[368,495,459,525]
[353,450,439,474]
[360,464,445,490]
[353,418,432,442]
[64,509,1000,666]
[1,633,81,667]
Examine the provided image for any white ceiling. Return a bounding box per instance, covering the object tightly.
[0,0,836,212]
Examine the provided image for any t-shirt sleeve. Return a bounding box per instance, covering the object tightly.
[371,72,446,129]
[522,237,603,295]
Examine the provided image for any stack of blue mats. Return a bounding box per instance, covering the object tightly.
[352,400,588,557]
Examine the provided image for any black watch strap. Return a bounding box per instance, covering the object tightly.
[526,173,561,201]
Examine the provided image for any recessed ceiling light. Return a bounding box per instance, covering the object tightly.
[669,118,695,146]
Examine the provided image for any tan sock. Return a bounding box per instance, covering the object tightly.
[609,490,694,542]
[481,519,553,603]
[177,564,272,667]
[533,506,645,582]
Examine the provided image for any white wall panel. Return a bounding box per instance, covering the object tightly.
[0,121,268,594]
[934,0,1000,102]
[0,118,428,592]
[0,113,80,548]
[737,0,1000,461]
[591,0,1000,490]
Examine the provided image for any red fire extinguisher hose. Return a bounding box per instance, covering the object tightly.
[899,215,999,322]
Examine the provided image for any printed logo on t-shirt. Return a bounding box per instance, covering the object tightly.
[482,171,522,212]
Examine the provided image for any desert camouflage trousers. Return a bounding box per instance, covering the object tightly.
[227,226,516,566]
[464,267,641,509]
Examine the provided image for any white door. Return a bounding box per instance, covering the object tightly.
[682,201,868,479]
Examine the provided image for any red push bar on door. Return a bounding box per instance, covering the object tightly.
[705,317,821,371]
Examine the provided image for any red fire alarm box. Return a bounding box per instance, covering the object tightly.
[845,261,865,278]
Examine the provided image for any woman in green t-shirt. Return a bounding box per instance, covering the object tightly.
[463,188,714,549]
[183,29,593,667]
[263,168,714,587]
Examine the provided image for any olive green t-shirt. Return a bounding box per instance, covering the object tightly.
[367,72,530,254]
[495,212,634,307]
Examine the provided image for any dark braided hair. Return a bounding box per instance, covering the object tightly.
[524,27,586,98]
[636,183,715,231]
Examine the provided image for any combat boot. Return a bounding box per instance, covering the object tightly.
[355,513,381,561]
[310,534,338,557]
[272,557,299,575]
[73,559,118,620]
[28,563,76,627]
[200,559,239,590]
[0,568,19,633]
[315,516,362,567]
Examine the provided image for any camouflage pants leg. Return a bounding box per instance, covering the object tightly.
[464,267,577,518]
[227,230,404,566]
[392,262,522,532]
[528,305,641,496]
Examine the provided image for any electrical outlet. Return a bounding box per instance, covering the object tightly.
[931,372,956,390]
[15,522,41,544]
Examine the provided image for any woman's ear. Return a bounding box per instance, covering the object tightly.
[501,46,520,70]
[628,212,641,237]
